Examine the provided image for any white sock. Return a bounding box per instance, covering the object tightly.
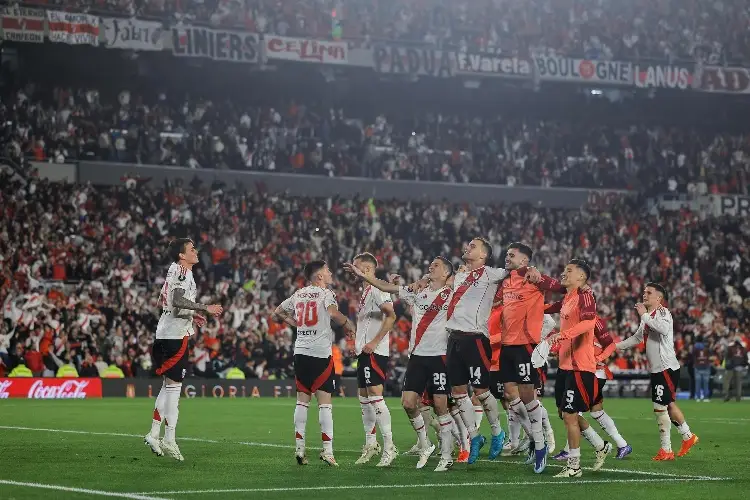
[359,396,377,446]
[450,408,469,451]
[473,405,484,430]
[438,413,454,460]
[421,406,440,436]
[591,410,627,448]
[539,401,553,436]
[508,409,521,447]
[568,447,581,470]
[477,392,503,437]
[675,421,693,440]
[564,440,570,452]
[319,404,333,455]
[454,394,479,439]
[163,383,182,443]
[525,400,546,451]
[655,410,672,451]
[581,425,605,451]
[410,414,429,448]
[509,398,532,439]
[371,397,394,448]
[294,401,309,449]
[150,380,166,438]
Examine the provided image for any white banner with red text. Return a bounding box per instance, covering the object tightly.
[0,378,102,398]
[0,5,45,43]
[46,10,99,46]
[264,35,348,65]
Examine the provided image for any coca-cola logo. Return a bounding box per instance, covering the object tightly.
[28,379,90,399]
[0,380,11,398]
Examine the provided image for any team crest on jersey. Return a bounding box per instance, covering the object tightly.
[440,290,450,300]
[472,271,479,279]
[178,265,188,281]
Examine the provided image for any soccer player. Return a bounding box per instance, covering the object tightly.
[544,259,607,478]
[551,314,630,462]
[498,243,565,473]
[349,253,398,466]
[145,238,223,461]
[274,260,356,467]
[446,238,516,464]
[616,283,699,460]
[346,257,456,471]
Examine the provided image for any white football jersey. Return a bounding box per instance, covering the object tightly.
[355,285,392,357]
[618,307,681,373]
[156,263,198,340]
[399,285,452,356]
[280,286,338,359]
[445,266,509,336]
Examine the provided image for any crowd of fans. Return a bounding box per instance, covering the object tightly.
[1,169,748,391]
[26,0,750,64]
[4,76,750,194]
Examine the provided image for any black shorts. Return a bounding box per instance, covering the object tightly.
[357,353,389,388]
[153,337,190,382]
[651,368,679,405]
[562,371,599,414]
[447,333,492,389]
[490,371,504,399]
[294,354,335,395]
[555,368,569,409]
[403,355,449,395]
[499,344,540,386]
[593,377,607,405]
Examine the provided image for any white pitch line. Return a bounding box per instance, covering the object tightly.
[138,477,722,495]
[0,424,725,481]
[0,479,170,500]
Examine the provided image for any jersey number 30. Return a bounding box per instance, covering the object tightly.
[295,301,319,327]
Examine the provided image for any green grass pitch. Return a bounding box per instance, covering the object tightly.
[0,398,747,499]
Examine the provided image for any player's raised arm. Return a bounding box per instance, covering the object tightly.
[173,288,222,317]
[639,306,673,337]
[520,267,566,293]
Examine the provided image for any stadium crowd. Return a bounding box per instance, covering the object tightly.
[4,75,750,195]
[27,0,750,64]
[1,168,748,394]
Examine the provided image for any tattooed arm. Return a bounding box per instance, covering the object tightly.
[173,288,222,319]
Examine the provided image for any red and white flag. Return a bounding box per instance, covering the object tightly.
[46,10,99,46]
[0,5,45,43]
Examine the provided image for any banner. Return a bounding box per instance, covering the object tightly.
[373,45,454,78]
[634,63,693,90]
[46,10,99,46]
[0,5,45,43]
[0,378,102,399]
[101,377,359,398]
[102,17,163,51]
[533,56,632,85]
[696,66,750,94]
[455,52,532,79]
[264,35,348,65]
[709,195,750,217]
[171,26,258,63]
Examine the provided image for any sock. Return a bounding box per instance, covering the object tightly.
[410,414,429,448]
[319,404,333,455]
[163,383,182,443]
[564,440,570,453]
[509,398,532,439]
[294,401,309,449]
[371,397,393,448]
[675,421,693,441]
[582,425,605,451]
[450,408,469,451]
[474,405,484,430]
[477,392,503,437]
[421,406,440,436]
[525,400,546,451]
[454,394,479,439]
[591,410,627,448]
[568,447,581,470]
[655,410,672,452]
[539,401,553,436]
[508,409,521,447]
[150,380,166,438]
[438,414,454,460]
[359,396,377,446]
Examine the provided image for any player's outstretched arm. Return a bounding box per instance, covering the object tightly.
[173,289,223,316]
[342,263,400,294]
[616,323,644,351]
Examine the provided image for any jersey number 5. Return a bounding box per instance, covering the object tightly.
[295,301,319,327]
